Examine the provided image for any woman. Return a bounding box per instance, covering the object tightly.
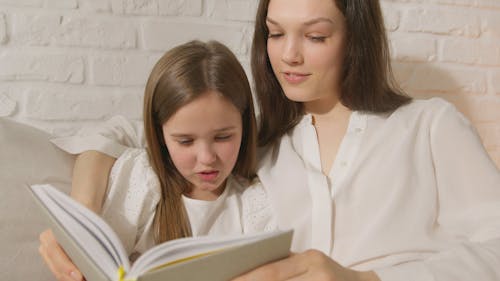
[40,0,500,280]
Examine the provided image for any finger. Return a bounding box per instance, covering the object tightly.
[39,229,61,277]
[232,253,308,281]
[39,229,84,281]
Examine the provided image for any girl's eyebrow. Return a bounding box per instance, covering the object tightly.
[266,16,334,27]
[213,126,237,132]
[169,126,237,137]
[170,133,193,138]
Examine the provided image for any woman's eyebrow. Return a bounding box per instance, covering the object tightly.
[266,16,334,26]
[266,17,280,26]
[303,17,334,26]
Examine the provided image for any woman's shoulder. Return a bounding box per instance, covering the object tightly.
[366,97,465,129]
[390,97,457,119]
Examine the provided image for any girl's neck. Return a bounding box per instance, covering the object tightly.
[185,180,227,201]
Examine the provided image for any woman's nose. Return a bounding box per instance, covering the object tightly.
[281,38,303,65]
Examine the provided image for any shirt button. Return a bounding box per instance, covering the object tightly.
[340,161,348,167]
[355,127,363,133]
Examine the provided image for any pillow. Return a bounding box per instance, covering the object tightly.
[0,118,75,183]
[0,117,75,280]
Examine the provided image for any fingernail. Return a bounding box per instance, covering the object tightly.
[69,270,82,281]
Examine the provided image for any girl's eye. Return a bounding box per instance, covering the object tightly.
[177,139,193,145]
[215,135,232,141]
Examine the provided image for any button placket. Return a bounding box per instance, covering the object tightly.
[302,121,333,255]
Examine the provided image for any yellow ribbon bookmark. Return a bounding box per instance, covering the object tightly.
[117,266,126,281]
[117,266,137,281]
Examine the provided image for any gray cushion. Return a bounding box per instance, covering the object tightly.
[0,117,75,280]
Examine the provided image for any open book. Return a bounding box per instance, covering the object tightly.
[29,184,293,281]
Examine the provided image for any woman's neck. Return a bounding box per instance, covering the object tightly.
[304,95,351,125]
[304,96,352,175]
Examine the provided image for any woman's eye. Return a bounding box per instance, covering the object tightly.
[268,33,283,39]
[308,35,326,42]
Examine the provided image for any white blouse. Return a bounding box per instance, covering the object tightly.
[55,146,277,257]
[52,98,500,281]
[258,98,500,281]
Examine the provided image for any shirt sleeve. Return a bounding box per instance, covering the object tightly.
[100,148,160,257]
[375,101,500,281]
[50,115,145,158]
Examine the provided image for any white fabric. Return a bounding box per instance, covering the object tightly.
[259,98,500,280]
[51,98,500,281]
[98,148,276,256]
[51,116,144,158]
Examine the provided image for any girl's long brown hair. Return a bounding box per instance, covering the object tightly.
[252,0,411,147]
[143,40,257,243]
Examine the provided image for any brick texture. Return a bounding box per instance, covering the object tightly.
[0,0,497,167]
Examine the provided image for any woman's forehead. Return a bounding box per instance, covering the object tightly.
[266,0,341,24]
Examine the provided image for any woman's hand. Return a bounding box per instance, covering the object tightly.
[232,249,380,281]
[39,229,84,281]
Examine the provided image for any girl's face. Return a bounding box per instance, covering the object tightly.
[266,0,346,109]
[162,91,243,201]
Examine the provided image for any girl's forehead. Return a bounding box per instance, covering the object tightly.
[162,91,242,134]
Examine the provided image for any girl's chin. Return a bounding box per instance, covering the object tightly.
[189,182,225,199]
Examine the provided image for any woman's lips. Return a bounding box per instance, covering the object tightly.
[282,72,310,84]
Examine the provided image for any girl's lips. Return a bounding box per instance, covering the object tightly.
[282,72,310,84]
[198,171,219,181]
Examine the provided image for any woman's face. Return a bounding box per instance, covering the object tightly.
[266,0,346,108]
[162,91,243,201]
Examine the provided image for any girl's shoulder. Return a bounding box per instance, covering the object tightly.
[229,176,267,202]
[228,176,278,233]
[110,147,160,197]
[113,147,155,169]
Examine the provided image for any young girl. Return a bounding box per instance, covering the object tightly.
[39,40,276,280]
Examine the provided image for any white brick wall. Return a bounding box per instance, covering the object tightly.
[0,0,498,167]
[386,0,500,168]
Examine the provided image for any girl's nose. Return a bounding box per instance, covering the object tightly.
[198,143,216,164]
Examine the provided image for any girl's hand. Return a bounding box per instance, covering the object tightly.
[39,229,85,281]
[232,249,380,281]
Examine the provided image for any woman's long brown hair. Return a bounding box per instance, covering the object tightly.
[251,0,411,147]
[143,40,257,243]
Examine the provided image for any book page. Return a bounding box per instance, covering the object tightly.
[129,230,292,278]
[136,229,293,281]
[31,184,130,279]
